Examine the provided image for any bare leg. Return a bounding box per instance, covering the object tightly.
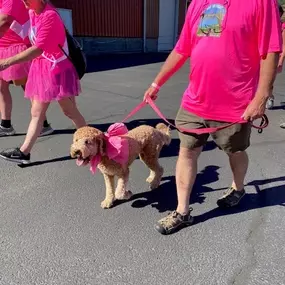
[29,97,48,123]
[115,169,133,200]
[101,174,115,209]
[20,100,50,154]
[58,97,86,129]
[228,151,249,191]
[176,147,202,215]
[0,79,12,121]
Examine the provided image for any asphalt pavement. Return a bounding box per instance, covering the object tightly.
[0,54,284,285]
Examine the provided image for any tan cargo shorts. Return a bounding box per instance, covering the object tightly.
[175,107,251,154]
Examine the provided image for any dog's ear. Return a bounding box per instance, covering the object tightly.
[97,136,105,156]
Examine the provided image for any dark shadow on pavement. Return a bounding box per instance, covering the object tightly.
[18,155,72,168]
[269,105,285,110]
[86,53,170,73]
[194,176,285,225]
[130,165,220,213]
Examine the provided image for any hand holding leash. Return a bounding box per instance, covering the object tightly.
[144,82,160,102]
[242,97,267,121]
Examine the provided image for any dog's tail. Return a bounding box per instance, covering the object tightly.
[156,123,171,146]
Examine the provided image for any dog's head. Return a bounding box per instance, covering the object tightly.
[70,126,105,166]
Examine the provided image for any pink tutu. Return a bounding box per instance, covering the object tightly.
[25,57,81,102]
[0,44,31,82]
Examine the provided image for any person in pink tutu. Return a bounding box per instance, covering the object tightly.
[0,0,53,137]
[0,0,86,164]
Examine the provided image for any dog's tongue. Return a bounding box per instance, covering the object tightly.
[76,158,85,166]
[90,155,101,174]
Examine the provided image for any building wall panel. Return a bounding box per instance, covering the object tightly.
[178,0,187,35]
[146,0,159,39]
[52,0,143,38]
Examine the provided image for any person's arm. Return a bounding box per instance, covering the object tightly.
[0,14,13,37]
[254,52,279,100]
[242,0,282,120]
[144,3,194,101]
[0,10,60,70]
[0,46,42,69]
[0,0,20,37]
[282,29,285,55]
[278,29,285,70]
[152,50,187,87]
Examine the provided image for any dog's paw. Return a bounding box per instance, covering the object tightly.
[115,190,133,201]
[146,176,154,183]
[149,180,161,190]
[101,199,114,209]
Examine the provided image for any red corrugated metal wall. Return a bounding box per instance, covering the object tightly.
[52,0,143,37]
[178,0,187,35]
[146,0,159,39]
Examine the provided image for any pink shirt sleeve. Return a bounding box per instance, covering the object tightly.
[174,3,195,57]
[34,10,62,51]
[257,0,282,57]
[1,0,21,19]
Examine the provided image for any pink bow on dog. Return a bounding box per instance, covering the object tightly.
[90,123,129,174]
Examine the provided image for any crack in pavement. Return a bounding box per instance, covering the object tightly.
[230,165,268,285]
[82,86,143,100]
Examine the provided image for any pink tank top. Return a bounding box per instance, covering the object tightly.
[0,0,30,47]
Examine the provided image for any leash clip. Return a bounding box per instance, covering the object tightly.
[257,115,268,134]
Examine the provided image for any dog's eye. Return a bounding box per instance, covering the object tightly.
[85,140,89,145]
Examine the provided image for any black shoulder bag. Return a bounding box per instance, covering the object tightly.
[54,8,87,80]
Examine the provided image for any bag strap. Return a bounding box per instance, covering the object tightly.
[51,6,71,55]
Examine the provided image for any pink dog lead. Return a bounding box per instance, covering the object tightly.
[122,98,269,135]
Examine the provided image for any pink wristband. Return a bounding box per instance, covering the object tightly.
[151,82,161,90]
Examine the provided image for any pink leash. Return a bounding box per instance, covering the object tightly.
[122,98,269,135]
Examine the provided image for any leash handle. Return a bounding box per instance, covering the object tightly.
[256,115,269,133]
[122,98,268,134]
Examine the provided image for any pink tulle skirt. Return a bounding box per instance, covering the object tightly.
[0,44,31,81]
[25,57,81,102]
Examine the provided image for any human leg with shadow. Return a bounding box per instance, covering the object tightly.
[155,108,251,235]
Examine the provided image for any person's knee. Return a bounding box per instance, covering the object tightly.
[0,79,10,94]
[62,107,74,119]
[31,104,46,119]
[179,146,202,160]
[59,99,77,119]
[227,150,248,158]
[62,106,80,120]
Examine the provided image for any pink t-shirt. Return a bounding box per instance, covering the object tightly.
[175,0,282,122]
[29,4,66,61]
[0,0,30,47]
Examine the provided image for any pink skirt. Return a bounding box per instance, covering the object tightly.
[25,57,81,102]
[0,44,31,82]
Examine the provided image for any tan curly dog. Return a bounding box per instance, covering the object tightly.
[70,123,171,209]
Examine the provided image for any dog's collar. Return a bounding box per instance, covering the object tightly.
[89,123,129,174]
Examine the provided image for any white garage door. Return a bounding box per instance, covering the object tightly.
[57,8,73,35]
[158,0,177,51]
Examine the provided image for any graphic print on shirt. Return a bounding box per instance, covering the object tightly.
[197,4,226,37]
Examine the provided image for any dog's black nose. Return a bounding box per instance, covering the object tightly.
[72,150,81,157]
